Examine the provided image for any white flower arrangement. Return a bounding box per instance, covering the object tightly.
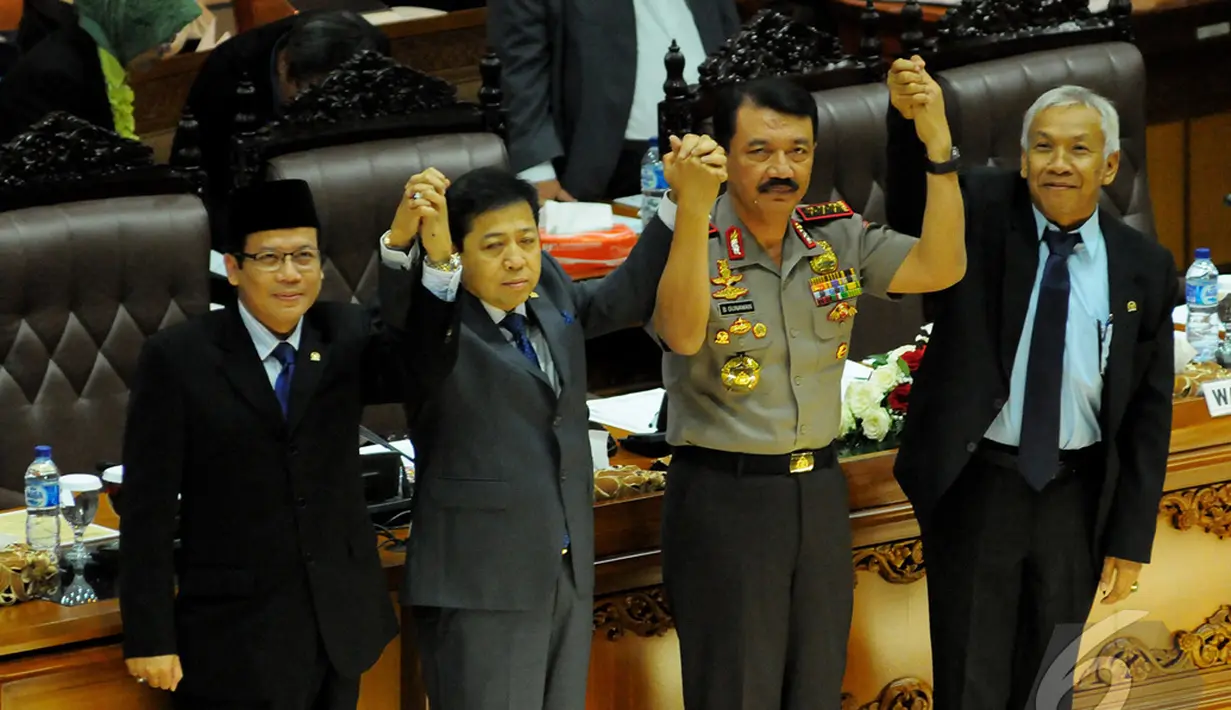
[837,325,932,453]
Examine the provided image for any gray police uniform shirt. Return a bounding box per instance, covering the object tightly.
[655,193,917,455]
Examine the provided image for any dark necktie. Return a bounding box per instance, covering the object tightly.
[272,341,296,418]
[1018,228,1081,490]
[500,312,541,369]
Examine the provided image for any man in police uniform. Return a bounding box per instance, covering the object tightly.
[648,75,965,709]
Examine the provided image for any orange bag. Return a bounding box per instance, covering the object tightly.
[540,223,639,281]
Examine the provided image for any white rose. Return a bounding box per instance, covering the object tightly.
[868,363,902,395]
[844,380,881,419]
[887,344,915,364]
[861,407,893,441]
[840,402,856,437]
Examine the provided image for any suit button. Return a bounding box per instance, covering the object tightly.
[297,497,306,508]
[304,552,314,564]
[446,327,454,340]
[794,375,802,386]
[967,442,977,453]
[289,445,299,456]
[553,416,562,428]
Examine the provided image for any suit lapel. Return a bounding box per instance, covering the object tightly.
[1000,185,1040,383]
[463,292,554,392]
[216,309,285,433]
[286,315,328,435]
[528,291,572,394]
[1101,215,1145,439]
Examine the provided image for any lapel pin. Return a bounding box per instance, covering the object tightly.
[310,352,321,362]
[1127,301,1137,313]
[530,292,540,299]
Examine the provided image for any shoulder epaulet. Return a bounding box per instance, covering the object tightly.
[708,223,720,239]
[795,200,855,223]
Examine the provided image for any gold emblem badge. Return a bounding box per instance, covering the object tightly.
[715,330,731,345]
[711,259,750,300]
[529,292,540,299]
[720,354,761,392]
[753,323,768,339]
[1127,300,1138,313]
[836,342,849,360]
[310,352,322,362]
[827,302,857,324]
[809,242,839,274]
[729,317,752,336]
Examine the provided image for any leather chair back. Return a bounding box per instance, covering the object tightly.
[0,194,210,498]
[936,42,1155,238]
[266,132,509,306]
[807,82,926,359]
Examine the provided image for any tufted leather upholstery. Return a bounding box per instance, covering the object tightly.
[936,42,1156,239]
[266,132,509,306]
[0,195,210,500]
[806,82,927,359]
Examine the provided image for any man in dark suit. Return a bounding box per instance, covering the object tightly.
[383,143,725,709]
[488,0,740,202]
[119,178,460,709]
[171,11,389,216]
[885,60,1178,710]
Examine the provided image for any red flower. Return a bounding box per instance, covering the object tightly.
[888,383,911,413]
[900,346,927,373]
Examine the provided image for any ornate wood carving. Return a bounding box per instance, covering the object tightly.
[934,0,1132,47]
[275,51,465,128]
[1159,484,1231,539]
[842,677,933,710]
[696,10,860,91]
[859,1,884,76]
[852,539,926,585]
[478,50,506,136]
[658,40,695,149]
[1077,605,1231,689]
[593,587,674,641]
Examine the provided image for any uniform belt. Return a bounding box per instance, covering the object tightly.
[973,439,1100,479]
[674,444,837,476]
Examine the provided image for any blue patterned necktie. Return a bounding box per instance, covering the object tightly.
[500,312,541,368]
[1018,227,1081,490]
[272,341,296,418]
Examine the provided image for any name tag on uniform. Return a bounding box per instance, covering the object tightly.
[719,301,756,316]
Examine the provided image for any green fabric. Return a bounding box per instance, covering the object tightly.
[98,48,137,139]
[76,0,202,67]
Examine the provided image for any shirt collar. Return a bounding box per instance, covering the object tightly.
[481,299,528,327]
[1032,205,1103,261]
[237,300,303,360]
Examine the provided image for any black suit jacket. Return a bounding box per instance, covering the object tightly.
[885,111,1178,565]
[488,0,739,200]
[119,265,459,699]
[170,14,303,212]
[404,221,673,610]
[0,24,111,142]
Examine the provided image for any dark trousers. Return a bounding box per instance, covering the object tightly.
[412,555,592,710]
[924,443,1104,710]
[172,641,359,710]
[662,446,853,710]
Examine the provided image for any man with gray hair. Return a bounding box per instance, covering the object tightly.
[885,61,1178,710]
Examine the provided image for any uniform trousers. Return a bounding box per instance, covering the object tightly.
[171,634,359,710]
[412,554,592,710]
[662,444,853,710]
[923,441,1104,710]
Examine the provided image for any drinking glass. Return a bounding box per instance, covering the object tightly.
[60,474,102,567]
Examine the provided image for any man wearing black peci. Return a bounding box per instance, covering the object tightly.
[885,58,1178,710]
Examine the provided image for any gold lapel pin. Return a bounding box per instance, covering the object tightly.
[1127,301,1138,313]
[530,292,540,299]
[310,352,321,362]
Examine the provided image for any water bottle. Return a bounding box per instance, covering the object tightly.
[639,137,667,230]
[24,445,61,551]
[1185,247,1221,363]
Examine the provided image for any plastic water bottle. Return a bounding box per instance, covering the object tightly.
[24,445,61,551]
[639,137,667,230]
[1185,247,1221,363]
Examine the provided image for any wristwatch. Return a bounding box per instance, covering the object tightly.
[424,251,461,272]
[925,145,961,175]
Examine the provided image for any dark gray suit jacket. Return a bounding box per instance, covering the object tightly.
[488,0,740,200]
[403,217,674,610]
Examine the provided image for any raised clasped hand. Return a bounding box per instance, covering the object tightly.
[888,55,952,157]
[663,133,728,211]
[388,168,454,263]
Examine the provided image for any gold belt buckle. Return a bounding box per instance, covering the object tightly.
[789,451,814,474]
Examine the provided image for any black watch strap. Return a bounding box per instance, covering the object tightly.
[926,145,961,175]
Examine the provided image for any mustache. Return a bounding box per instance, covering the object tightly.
[758,178,799,193]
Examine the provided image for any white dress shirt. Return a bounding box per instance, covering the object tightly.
[517,0,707,185]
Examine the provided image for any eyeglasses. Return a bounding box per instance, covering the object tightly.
[236,248,322,272]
